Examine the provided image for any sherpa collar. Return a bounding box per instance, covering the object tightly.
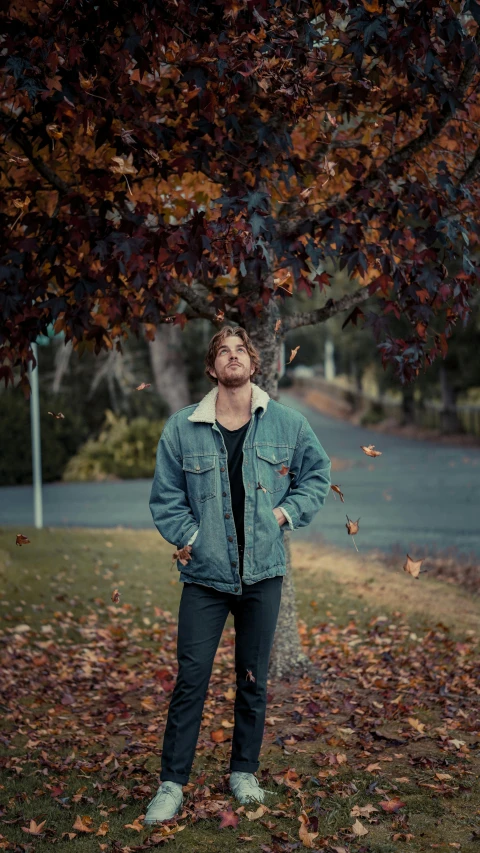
[187,382,271,423]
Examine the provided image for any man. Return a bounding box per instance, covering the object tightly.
[144,325,331,824]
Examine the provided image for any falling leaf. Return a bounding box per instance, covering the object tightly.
[287,345,300,364]
[403,554,425,578]
[345,515,360,552]
[48,411,65,418]
[352,818,369,836]
[16,533,30,546]
[278,464,290,476]
[360,444,382,457]
[111,589,121,603]
[274,318,282,333]
[135,382,151,390]
[331,484,345,502]
[246,668,256,682]
[214,309,225,321]
[256,481,267,494]
[21,819,46,835]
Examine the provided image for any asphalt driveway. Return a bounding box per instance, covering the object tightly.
[2,390,480,560]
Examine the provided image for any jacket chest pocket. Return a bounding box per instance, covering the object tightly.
[256,446,290,494]
[183,455,216,503]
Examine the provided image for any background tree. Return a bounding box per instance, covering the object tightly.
[1,0,480,678]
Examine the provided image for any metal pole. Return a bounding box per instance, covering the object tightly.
[28,341,43,528]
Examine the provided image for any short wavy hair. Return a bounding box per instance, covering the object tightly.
[205,325,262,386]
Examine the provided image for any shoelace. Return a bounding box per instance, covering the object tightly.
[231,773,275,797]
[147,785,182,810]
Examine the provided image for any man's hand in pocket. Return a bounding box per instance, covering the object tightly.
[173,543,193,566]
[273,507,287,526]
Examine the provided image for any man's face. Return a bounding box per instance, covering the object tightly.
[210,335,254,388]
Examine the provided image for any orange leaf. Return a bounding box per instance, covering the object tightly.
[73,815,94,833]
[21,819,46,835]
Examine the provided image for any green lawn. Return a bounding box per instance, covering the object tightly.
[0,526,478,852]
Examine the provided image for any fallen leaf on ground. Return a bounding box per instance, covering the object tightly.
[352,818,369,836]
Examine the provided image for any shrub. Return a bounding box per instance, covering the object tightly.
[0,388,89,485]
[62,410,166,481]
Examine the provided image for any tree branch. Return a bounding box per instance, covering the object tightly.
[9,126,96,215]
[171,279,240,323]
[458,143,480,187]
[282,28,480,237]
[282,283,372,332]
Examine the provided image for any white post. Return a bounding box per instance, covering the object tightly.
[324,338,335,382]
[28,341,43,529]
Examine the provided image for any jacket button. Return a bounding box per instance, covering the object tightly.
[225,513,230,519]
[228,535,233,542]
[220,466,225,472]
[222,491,227,497]
[231,561,237,567]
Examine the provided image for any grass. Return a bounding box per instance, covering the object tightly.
[0,525,479,853]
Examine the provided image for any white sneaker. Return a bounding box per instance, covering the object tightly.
[143,781,184,824]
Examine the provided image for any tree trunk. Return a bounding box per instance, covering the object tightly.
[245,295,321,681]
[439,364,462,434]
[401,384,415,425]
[148,323,190,415]
[52,338,73,394]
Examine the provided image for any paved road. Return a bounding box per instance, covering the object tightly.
[2,390,480,560]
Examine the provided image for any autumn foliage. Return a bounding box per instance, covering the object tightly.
[1,0,480,395]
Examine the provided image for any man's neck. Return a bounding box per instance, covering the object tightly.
[216,383,252,418]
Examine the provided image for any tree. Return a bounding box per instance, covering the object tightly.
[1,0,480,677]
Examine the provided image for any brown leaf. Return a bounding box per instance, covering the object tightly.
[278,464,290,476]
[331,484,345,502]
[21,819,46,835]
[403,554,425,578]
[362,0,382,11]
[111,589,121,603]
[360,444,382,457]
[48,410,65,418]
[16,533,30,546]
[345,515,360,535]
[379,797,406,813]
[351,818,369,836]
[135,382,151,390]
[72,815,94,832]
[95,821,109,836]
[218,808,239,828]
[124,817,144,831]
[211,727,227,742]
[287,345,300,364]
[298,811,319,847]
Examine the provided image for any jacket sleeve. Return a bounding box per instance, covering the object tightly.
[278,417,331,530]
[149,423,199,549]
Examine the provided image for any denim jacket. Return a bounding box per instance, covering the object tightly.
[149,382,331,595]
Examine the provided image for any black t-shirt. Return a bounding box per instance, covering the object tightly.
[216,419,250,576]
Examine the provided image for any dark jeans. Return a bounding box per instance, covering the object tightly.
[160,565,284,785]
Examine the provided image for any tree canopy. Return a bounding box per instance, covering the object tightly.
[1,0,480,396]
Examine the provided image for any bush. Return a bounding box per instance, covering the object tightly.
[62,410,166,481]
[0,388,89,485]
